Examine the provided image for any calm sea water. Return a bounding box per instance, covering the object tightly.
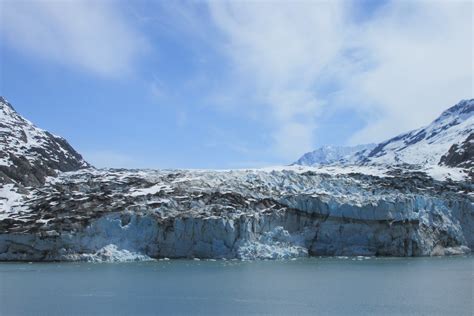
[0,256,472,316]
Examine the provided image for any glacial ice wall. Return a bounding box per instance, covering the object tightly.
[0,168,472,261]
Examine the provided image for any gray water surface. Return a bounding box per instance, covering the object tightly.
[0,256,472,316]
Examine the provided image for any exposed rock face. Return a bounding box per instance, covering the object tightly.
[440,133,473,180]
[0,97,89,187]
[0,168,472,261]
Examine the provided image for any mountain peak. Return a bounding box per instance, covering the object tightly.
[445,98,473,113]
[0,96,17,116]
[435,99,473,123]
[0,96,11,106]
[0,97,91,187]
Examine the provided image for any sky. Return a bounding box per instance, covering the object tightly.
[0,0,472,169]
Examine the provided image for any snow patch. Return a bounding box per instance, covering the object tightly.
[0,184,27,220]
[129,184,173,197]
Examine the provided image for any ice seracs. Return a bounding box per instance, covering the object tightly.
[0,167,471,261]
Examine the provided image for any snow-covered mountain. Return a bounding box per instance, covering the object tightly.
[293,144,375,166]
[294,99,473,176]
[360,99,473,168]
[0,97,89,187]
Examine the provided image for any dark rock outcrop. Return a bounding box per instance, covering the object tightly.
[440,133,473,179]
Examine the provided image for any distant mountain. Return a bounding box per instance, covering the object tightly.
[0,97,90,187]
[361,99,473,168]
[293,144,375,166]
[294,99,474,173]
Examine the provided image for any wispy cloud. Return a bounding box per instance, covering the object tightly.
[0,0,147,77]
[204,0,472,156]
[346,0,473,143]
[2,0,471,165]
[208,1,346,159]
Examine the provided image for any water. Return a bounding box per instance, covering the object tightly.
[0,256,472,316]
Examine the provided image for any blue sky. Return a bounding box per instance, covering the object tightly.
[0,0,472,169]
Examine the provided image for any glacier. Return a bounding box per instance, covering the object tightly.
[0,168,472,261]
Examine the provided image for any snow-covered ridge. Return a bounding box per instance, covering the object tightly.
[0,96,89,187]
[294,99,473,175]
[362,99,473,167]
[293,144,375,166]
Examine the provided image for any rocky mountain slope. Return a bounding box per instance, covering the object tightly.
[0,97,89,187]
[0,97,472,261]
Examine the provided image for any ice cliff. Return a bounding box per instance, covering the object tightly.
[0,168,472,261]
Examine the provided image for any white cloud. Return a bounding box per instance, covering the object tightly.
[2,0,471,162]
[0,0,146,77]
[346,0,473,144]
[208,1,346,159]
[205,0,473,157]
